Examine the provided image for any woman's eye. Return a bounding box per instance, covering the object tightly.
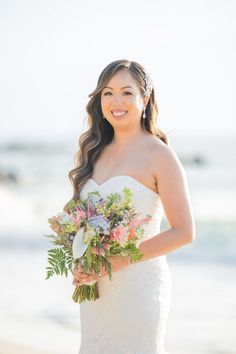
[103,91,132,96]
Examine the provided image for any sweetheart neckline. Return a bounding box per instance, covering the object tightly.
[88,175,160,198]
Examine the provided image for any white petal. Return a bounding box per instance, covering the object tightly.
[72,226,88,259]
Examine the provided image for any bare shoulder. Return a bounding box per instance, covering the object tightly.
[147,136,185,181]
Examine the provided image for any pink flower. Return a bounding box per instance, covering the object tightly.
[76,209,87,219]
[72,210,87,227]
[110,226,129,245]
[129,218,140,228]
[129,216,152,228]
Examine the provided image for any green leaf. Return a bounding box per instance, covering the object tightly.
[86,244,92,268]
[45,246,73,280]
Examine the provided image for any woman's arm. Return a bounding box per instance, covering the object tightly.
[138,142,195,262]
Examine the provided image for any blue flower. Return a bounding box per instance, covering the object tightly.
[88,215,110,234]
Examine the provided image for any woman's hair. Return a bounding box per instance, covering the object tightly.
[67,59,168,203]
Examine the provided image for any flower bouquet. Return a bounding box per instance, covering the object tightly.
[45,187,151,303]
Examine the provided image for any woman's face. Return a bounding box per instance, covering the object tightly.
[100,70,147,126]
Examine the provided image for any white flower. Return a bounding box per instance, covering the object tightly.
[72,226,88,259]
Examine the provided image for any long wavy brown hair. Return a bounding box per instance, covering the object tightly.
[66,59,168,204]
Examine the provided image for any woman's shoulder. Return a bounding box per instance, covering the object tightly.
[146,135,183,175]
[145,134,175,156]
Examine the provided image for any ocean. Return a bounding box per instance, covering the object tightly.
[0,134,235,353]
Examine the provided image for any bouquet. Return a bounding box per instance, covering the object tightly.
[45,187,151,303]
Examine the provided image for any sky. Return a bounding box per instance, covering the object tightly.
[0,0,235,142]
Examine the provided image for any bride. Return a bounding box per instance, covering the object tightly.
[69,59,195,353]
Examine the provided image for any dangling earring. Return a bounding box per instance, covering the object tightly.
[142,107,146,119]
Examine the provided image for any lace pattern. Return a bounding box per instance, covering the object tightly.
[78,176,171,354]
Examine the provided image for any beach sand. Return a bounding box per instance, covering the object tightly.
[0,340,53,354]
[0,251,236,354]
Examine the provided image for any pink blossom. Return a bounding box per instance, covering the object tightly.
[75,209,87,219]
[72,210,86,227]
[110,226,129,245]
[129,216,151,228]
[129,218,140,228]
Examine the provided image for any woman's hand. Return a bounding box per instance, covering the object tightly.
[72,256,129,287]
[72,263,105,287]
[107,255,129,273]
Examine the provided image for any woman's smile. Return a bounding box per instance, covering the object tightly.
[111,109,128,118]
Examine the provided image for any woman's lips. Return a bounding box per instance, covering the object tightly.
[111,110,127,118]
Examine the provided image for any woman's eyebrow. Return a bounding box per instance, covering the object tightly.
[103,85,134,90]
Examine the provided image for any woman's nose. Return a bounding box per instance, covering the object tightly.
[112,94,123,105]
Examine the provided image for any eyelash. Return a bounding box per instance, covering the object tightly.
[103,91,132,96]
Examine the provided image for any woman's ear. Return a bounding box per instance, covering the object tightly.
[143,95,150,107]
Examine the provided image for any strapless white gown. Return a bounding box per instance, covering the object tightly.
[78,176,171,354]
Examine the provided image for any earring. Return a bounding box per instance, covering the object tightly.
[142,107,146,119]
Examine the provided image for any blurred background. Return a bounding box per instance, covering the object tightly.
[0,1,235,353]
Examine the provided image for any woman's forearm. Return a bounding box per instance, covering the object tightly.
[112,227,195,272]
[138,227,195,263]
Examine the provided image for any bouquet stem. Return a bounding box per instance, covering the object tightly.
[72,282,99,303]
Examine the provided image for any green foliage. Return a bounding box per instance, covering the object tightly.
[103,257,113,280]
[95,188,134,220]
[121,242,144,263]
[45,246,73,280]
[108,239,144,264]
[86,244,92,268]
[122,187,133,207]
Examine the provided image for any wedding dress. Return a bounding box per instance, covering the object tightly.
[78,176,171,354]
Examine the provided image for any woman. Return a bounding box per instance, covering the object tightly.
[70,59,195,353]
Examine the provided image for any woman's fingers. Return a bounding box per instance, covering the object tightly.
[72,278,97,286]
[72,263,108,287]
[72,267,98,286]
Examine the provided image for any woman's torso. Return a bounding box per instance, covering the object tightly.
[91,134,163,195]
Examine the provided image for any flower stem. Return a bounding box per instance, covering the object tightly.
[72,283,99,303]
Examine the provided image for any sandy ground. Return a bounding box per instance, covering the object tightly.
[0,341,53,354]
[1,252,235,354]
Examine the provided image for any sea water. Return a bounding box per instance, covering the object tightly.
[0,135,235,353]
